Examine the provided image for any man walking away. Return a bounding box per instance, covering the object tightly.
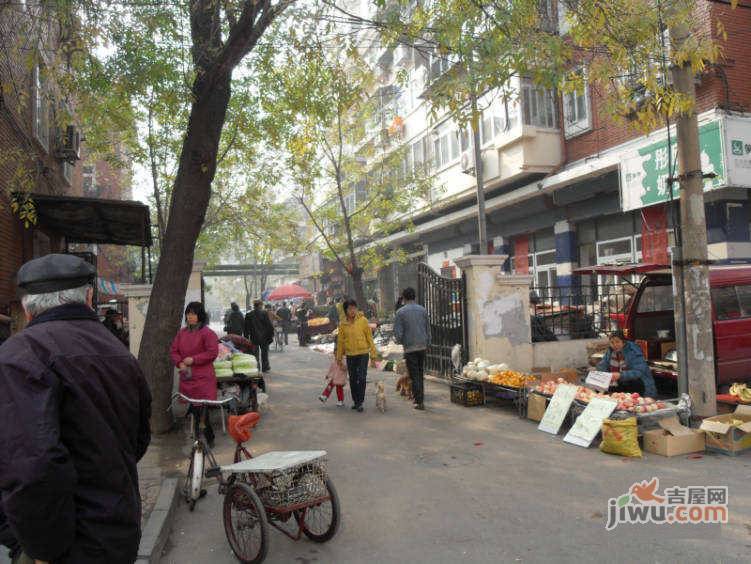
[394,287,430,410]
[245,300,274,372]
[276,301,292,345]
[0,254,151,563]
[224,302,245,336]
[296,303,309,346]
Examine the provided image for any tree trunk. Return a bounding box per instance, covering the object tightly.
[138,74,233,433]
[147,105,167,251]
[350,265,367,312]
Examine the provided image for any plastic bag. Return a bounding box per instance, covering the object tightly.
[600,417,642,458]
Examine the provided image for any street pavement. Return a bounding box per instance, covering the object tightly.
[161,341,751,564]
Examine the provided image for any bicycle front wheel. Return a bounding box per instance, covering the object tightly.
[224,483,269,564]
[189,448,204,509]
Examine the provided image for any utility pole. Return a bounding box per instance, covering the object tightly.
[670,20,717,417]
[470,91,488,254]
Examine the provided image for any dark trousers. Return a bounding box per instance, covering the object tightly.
[405,350,426,405]
[298,323,307,346]
[188,404,215,445]
[346,354,369,407]
[281,323,290,344]
[255,343,270,372]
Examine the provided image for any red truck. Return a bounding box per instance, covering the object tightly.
[576,263,751,390]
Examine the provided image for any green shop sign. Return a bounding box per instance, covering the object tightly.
[621,120,726,211]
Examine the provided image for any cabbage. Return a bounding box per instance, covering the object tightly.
[215,368,234,378]
[213,360,233,370]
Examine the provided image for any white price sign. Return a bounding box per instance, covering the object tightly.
[538,384,578,435]
[585,371,613,392]
[564,397,618,448]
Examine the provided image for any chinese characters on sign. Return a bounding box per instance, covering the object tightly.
[620,120,726,211]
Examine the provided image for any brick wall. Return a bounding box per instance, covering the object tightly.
[0,4,80,310]
[565,0,751,164]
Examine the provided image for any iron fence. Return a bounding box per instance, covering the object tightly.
[531,281,636,342]
[417,263,468,377]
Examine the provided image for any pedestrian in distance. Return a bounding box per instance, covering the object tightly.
[296,303,309,346]
[276,301,292,345]
[0,254,151,563]
[319,356,348,407]
[170,301,220,446]
[102,307,129,346]
[245,300,274,372]
[336,299,378,412]
[224,302,245,335]
[394,287,430,410]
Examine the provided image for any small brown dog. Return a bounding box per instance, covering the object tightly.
[375,381,387,413]
[395,360,413,400]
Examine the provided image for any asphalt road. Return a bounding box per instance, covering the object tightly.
[161,341,751,564]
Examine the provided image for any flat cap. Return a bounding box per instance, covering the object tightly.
[17,253,96,294]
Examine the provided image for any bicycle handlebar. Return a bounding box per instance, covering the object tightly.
[167,392,238,412]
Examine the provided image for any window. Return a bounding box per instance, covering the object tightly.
[82,165,96,195]
[431,124,460,171]
[738,285,751,317]
[558,0,577,35]
[597,236,634,264]
[712,287,742,321]
[637,285,674,313]
[34,66,49,151]
[429,52,452,82]
[411,137,425,173]
[538,0,556,32]
[563,69,590,138]
[63,162,73,185]
[481,111,493,145]
[521,81,557,128]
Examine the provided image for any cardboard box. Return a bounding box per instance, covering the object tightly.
[659,341,676,359]
[643,417,705,457]
[540,368,580,384]
[699,405,751,456]
[527,393,548,422]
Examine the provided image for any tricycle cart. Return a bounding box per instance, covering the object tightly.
[217,451,340,563]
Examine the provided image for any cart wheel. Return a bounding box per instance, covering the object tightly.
[223,483,269,564]
[298,476,340,543]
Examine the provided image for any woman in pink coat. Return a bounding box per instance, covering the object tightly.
[170,302,219,444]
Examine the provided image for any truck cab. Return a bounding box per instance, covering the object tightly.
[575,264,751,388]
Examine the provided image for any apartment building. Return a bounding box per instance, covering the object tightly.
[0,2,80,336]
[338,0,751,307]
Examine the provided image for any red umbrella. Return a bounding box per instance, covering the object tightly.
[267,284,312,301]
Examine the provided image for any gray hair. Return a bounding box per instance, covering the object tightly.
[21,284,91,318]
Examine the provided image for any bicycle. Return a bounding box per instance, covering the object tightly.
[169,392,240,511]
[205,415,340,563]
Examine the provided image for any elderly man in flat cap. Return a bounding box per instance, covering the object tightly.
[0,254,151,564]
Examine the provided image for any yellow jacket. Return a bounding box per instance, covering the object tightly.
[336,313,377,361]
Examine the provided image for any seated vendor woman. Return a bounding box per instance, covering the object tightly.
[596,331,657,398]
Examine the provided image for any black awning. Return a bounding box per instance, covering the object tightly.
[32,194,152,247]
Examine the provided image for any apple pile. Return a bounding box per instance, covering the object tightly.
[534,378,567,396]
[610,392,667,413]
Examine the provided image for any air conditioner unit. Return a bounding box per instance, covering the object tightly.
[460,150,475,175]
[56,125,81,163]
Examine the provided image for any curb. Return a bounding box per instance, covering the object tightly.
[136,477,179,564]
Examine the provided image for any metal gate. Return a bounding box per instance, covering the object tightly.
[417,263,468,378]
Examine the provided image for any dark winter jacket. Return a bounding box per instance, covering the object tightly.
[225,309,245,335]
[596,340,657,398]
[244,309,274,346]
[0,303,151,563]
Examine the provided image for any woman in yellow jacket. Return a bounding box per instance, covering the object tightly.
[336,299,377,412]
